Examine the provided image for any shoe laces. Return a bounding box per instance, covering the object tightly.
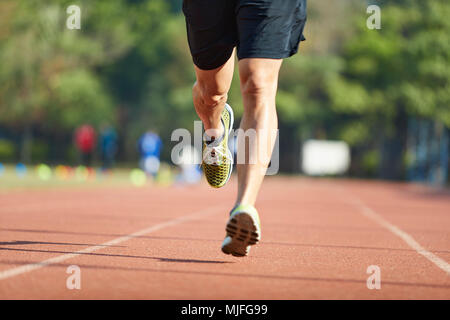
[203,143,233,166]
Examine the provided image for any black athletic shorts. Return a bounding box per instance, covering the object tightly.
[182,0,307,70]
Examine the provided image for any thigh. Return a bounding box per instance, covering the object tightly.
[183,0,238,70]
[236,0,307,60]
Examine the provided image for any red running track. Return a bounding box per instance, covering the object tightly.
[0,177,449,299]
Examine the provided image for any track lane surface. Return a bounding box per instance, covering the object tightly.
[0,177,449,299]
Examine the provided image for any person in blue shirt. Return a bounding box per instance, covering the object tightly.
[138,131,162,176]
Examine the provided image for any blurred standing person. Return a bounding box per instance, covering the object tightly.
[75,124,96,167]
[182,0,307,256]
[138,130,162,177]
[100,125,118,170]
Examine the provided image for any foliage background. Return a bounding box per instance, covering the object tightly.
[0,0,448,182]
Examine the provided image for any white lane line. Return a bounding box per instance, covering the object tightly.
[0,206,224,280]
[348,197,450,275]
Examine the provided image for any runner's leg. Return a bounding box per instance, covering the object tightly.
[192,52,235,140]
[235,58,282,206]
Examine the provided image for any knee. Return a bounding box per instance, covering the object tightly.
[240,72,276,98]
[193,81,228,108]
[239,59,281,99]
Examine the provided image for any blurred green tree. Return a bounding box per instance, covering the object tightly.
[0,0,446,178]
[0,0,133,162]
[326,0,450,179]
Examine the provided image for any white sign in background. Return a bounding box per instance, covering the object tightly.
[302,140,351,176]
